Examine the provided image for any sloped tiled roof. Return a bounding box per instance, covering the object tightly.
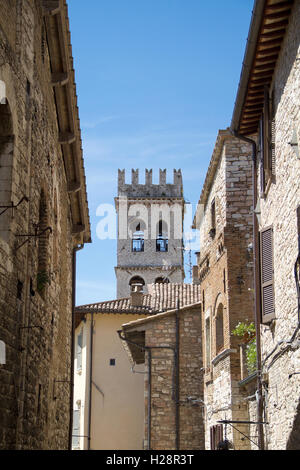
[76,294,153,315]
[75,283,202,318]
[148,283,202,312]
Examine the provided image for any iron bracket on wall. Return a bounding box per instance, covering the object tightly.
[15,226,52,252]
[217,419,268,449]
[0,196,29,217]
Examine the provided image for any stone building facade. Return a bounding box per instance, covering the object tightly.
[0,0,90,450]
[115,169,184,298]
[230,0,300,450]
[193,130,255,450]
[120,283,203,450]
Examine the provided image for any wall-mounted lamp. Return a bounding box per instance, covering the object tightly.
[289,128,299,159]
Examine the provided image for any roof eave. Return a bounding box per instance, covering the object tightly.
[231,0,267,134]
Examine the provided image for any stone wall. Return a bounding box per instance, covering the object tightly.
[143,306,204,450]
[0,0,89,449]
[257,1,300,450]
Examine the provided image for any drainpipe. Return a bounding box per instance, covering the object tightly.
[147,348,152,450]
[69,244,84,450]
[231,130,264,450]
[87,311,94,450]
[175,302,180,450]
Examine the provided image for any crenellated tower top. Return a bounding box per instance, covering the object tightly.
[118,169,183,198]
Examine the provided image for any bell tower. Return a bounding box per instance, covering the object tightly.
[115,169,185,298]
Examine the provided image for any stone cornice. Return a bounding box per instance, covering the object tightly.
[115,265,183,272]
[192,129,230,229]
[211,348,237,367]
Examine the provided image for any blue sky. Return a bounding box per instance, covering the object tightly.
[67,0,254,306]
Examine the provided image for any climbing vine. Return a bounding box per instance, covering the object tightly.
[232,321,257,374]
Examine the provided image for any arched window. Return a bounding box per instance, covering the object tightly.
[132,222,144,252]
[155,277,170,284]
[0,99,14,240]
[129,276,145,292]
[156,220,168,252]
[215,303,224,354]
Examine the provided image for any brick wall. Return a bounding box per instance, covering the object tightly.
[195,133,255,449]
[143,306,204,450]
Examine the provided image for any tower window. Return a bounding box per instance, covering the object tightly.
[156,220,168,252]
[155,277,170,284]
[132,226,144,252]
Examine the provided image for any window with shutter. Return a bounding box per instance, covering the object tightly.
[210,424,223,450]
[260,226,275,323]
[260,87,275,196]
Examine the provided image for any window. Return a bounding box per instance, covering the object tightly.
[209,199,216,238]
[77,329,83,371]
[210,424,224,450]
[0,99,14,241]
[260,86,275,194]
[132,224,144,252]
[72,407,81,449]
[211,199,216,229]
[260,226,275,323]
[215,303,224,354]
[0,340,6,365]
[205,316,211,369]
[156,220,168,252]
[110,358,116,366]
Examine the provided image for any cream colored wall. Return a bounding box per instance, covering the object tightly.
[73,320,90,450]
[89,314,145,450]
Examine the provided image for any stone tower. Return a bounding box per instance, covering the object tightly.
[115,169,185,298]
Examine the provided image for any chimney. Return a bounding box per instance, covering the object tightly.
[130,284,144,307]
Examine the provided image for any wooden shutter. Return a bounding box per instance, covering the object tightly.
[210,426,216,450]
[260,227,275,323]
[210,424,223,450]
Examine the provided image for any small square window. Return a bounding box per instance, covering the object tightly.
[110,359,116,366]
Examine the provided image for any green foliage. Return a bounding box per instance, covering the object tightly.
[246,339,257,374]
[232,321,257,375]
[232,321,255,341]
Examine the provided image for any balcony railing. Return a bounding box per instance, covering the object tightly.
[156,237,168,252]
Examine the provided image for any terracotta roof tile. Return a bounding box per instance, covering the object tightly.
[75,283,201,317]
